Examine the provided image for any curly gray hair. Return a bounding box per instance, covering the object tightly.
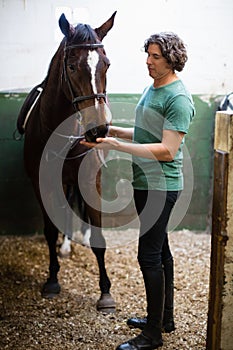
[144,32,188,72]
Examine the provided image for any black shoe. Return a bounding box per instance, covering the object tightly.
[116,333,163,350]
[127,317,175,333]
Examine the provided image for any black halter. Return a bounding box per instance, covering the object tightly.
[63,42,106,110]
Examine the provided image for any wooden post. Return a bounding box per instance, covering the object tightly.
[206,111,233,350]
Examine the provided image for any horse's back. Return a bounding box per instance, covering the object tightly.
[17,80,46,134]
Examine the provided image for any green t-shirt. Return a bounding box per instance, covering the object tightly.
[132,80,195,191]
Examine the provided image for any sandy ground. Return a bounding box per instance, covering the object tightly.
[0,229,210,349]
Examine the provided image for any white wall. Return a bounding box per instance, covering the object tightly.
[0,0,232,94]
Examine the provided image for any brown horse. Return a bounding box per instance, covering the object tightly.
[22,12,117,312]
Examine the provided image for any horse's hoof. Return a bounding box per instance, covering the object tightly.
[96,293,116,313]
[41,280,61,299]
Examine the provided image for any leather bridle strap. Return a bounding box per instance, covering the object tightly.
[63,41,106,110]
[64,43,104,50]
[73,93,106,104]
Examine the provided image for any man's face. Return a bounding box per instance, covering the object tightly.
[146,43,172,80]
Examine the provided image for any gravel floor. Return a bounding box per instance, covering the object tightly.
[0,229,210,350]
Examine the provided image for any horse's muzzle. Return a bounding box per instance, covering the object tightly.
[85,123,109,142]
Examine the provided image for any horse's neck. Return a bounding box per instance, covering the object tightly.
[40,46,74,130]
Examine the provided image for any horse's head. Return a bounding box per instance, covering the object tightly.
[59,12,116,142]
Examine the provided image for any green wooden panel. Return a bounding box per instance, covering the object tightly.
[0,93,42,234]
[0,92,221,234]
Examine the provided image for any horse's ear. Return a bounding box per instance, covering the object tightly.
[95,11,117,40]
[59,13,75,39]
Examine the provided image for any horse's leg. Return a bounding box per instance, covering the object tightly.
[60,185,90,252]
[41,213,61,298]
[58,234,71,258]
[76,185,91,246]
[81,223,91,247]
[59,234,72,257]
[30,179,61,298]
[59,185,74,258]
[87,204,116,313]
[79,154,115,312]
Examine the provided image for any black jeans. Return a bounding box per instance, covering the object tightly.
[134,189,180,269]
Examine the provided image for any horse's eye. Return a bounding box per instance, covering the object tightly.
[68,64,75,72]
